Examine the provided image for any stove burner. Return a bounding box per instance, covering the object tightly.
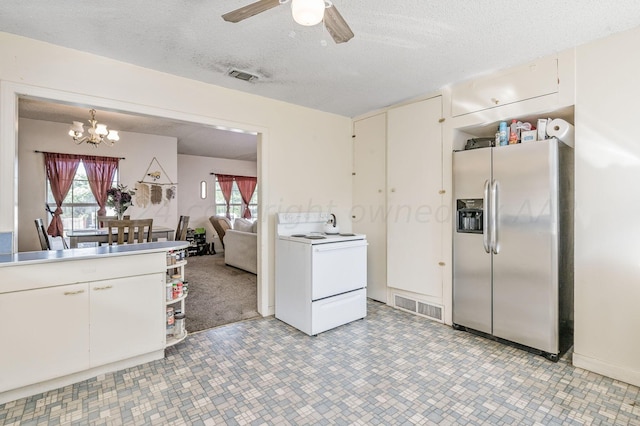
[290,233,327,239]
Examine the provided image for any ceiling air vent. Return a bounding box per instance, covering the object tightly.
[228,69,258,82]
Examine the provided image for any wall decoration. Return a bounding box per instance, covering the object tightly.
[135,157,177,207]
[166,186,176,201]
[134,182,151,208]
[150,184,163,205]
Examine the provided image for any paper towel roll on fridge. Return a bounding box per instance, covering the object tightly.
[546,119,574,148]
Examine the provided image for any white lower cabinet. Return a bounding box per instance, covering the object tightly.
[90,274,165,367]
[0,283,90,393]
[0,274,165,394]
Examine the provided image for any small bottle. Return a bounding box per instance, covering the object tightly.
[174,313,186,338]
[165,281,173,301]
[166,307,174,326]
[498,121,508,146]
[509,119,519,144]
[171,274,182,299]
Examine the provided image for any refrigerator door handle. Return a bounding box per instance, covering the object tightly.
[483,179,490,253]
[491,179,500,254]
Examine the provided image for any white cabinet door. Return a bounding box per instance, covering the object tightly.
[451,57,558,116]
[0,283,90,392]
[353,113,387,302]
[387,97,444,298]
[90,273,165,367]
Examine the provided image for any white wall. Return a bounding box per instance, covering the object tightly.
[177,153,257,248]
[0,32,353,316]
[18,118,178,252]
[573,26,640,386]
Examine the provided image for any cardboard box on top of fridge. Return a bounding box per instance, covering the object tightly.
[521,130,537,143]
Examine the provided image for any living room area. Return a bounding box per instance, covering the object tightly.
[178,144,260,333]
[17,98,261,334]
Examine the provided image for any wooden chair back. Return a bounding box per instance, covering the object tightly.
[98,215,129,228]
[34,218,51,250]
[175,215,190,240]
[107,219,153,245]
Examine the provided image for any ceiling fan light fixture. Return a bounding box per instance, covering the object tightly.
[291,0,325,26]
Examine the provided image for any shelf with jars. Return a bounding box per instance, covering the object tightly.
[165,248,188,347]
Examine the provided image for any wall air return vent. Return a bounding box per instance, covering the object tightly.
[393,293,444,323]
[228,69,259,82]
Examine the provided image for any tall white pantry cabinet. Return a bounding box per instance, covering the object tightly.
[353,96,445,317]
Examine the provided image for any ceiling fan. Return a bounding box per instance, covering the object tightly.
[222,0,354,44]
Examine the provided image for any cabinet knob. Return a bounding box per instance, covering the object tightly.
[438,189,446,194]
[390,188,396,193]
[378,189,383,193]
[64,290,85,296]
[438,262,445,266]
[491,98,500,105]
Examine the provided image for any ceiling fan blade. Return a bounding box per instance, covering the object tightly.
[324,4,354,44]
[222,0,282,23]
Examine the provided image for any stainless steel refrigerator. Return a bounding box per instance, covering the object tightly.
[452,137,573,361]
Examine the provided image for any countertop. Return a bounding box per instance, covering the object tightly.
[0,241,189,267]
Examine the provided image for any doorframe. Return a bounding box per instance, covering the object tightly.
[0,81,271,316]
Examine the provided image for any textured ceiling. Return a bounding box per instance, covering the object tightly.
[3,1,640,158]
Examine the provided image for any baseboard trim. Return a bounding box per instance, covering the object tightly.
[573,351,640,388]
[0,350,164,405]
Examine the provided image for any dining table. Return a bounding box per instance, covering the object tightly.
[67,226,174,248]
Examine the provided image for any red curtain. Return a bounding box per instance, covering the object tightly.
[216,175,235,218]
[84,155,119,216]
[236,176,257,218]
[44,153,81,237]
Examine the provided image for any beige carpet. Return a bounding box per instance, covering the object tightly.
[183,253,258,333]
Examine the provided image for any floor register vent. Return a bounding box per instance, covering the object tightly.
[394,294,443,323]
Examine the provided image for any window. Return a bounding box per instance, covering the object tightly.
[200,181,207,199]
[46,162,119,231]
[214,177,258,219]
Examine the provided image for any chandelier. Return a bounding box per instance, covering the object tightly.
[68,109,120,147]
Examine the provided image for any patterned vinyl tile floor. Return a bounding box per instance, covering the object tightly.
[1,301,639,425]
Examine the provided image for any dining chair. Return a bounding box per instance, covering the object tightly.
[209,215,232,249]
[98,215,129,228]
[107,219,153,245]
[175,215,190,240]
[34,218,51,250]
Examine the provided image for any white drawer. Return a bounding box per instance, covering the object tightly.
[311,288,366,335]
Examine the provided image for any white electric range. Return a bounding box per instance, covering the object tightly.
[275,212,368,335]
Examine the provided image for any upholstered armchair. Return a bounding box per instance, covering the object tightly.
[209,215,232,249]
[224,218,257,274]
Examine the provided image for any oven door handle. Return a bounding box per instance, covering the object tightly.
[313,240,368,252]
